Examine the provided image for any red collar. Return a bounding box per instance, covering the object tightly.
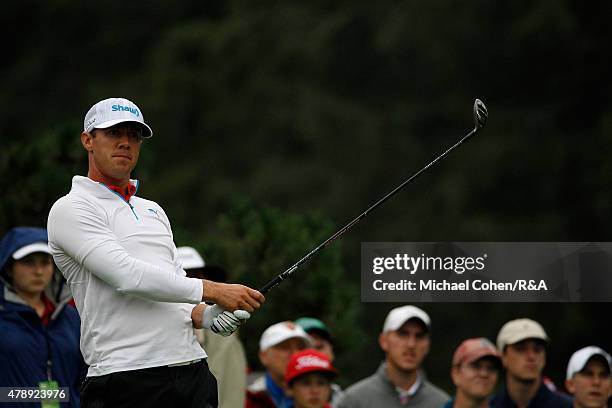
[40,293,56,326]
[107,183,137,202]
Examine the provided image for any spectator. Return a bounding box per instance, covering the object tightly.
[295,317,344,406]
[295,317,335,361]
[336,305,449,408]
[565,346,611,408]
[247,321,312,408]
[491,318,572,408]
[178,246,248,408]
[285,349,338,408]
[0,227,86,408]
[443,338,502,408]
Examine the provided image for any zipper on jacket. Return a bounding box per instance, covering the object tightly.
[99,183,139,220]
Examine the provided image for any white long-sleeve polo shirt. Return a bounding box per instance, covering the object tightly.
[47,176,207,377]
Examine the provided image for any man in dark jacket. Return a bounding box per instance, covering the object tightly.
[0,227,87,408]
[490,318,572,408]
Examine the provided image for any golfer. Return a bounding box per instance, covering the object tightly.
[47,97,265,408]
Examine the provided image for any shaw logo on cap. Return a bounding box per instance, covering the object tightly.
[112,104,140,117]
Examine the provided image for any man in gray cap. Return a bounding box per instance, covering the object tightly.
[490,318,572,408]
[565,346,611,408]
[48,98,265,408]
[336,305,448,408]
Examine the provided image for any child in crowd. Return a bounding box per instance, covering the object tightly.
[285,349,338,408]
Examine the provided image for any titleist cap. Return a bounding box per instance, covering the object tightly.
[84,97,153,138]
[285,349,337,384]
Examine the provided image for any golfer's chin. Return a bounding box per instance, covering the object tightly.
[112,159,134,171]
[105,165,134,181]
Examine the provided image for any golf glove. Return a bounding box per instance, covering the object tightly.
[202,304,251,337]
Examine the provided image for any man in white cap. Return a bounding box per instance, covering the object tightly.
[246,321,312,408]
[443,338,502,408]
[491,318,572,408]
[565,346,611,408]
[336,305,448,408]
[47,97,265,408]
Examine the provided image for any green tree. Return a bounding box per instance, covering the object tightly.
[0,123,84,229]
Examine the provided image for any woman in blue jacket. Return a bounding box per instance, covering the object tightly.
[0,227,86,408]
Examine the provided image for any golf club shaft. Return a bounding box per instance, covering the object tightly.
[260,98,488,294]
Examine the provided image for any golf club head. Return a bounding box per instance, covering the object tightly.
[473,99,488,130]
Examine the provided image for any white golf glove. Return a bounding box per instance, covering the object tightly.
[201,304,251,337]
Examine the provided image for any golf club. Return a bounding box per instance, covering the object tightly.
[259,99,488,294]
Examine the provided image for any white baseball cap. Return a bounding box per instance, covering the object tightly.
[259,321,313,351]
[177,246,205,269]
[496,318,549,351]
[12,242,52,260]
[84,97,153,138]
[566,346,612,380]
[383,305,431,333]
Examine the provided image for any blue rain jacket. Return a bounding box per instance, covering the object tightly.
[0,227,86,407]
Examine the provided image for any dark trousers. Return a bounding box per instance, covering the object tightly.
[81,360,218,408]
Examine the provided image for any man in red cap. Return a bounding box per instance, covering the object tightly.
[285,349,338,408]
[443,338,502,408]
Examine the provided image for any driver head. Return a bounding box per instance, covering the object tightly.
[474,99,488,130]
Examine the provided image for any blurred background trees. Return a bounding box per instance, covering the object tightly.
[2,0,611,391]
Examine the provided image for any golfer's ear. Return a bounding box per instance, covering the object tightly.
[81,131,93,152]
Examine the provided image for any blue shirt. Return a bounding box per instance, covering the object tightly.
[266,372,294,408]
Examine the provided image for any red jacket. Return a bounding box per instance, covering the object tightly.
[246,375,276,408]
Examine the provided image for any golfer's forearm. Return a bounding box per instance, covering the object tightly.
[202,280,221,303]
